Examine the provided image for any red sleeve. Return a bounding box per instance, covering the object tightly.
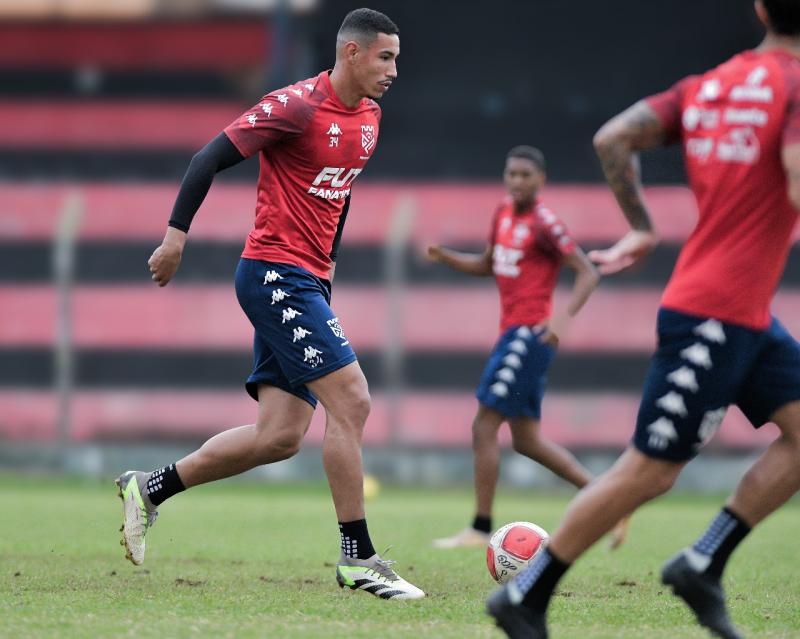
[535,208,575,258]
[783,69,800,146]
[645,76,696,145]
[223,90,313,158]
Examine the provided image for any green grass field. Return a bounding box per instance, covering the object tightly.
[1,474,798,639]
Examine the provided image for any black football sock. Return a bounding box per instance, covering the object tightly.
[339,519,377,560]
[518,547,571,613]
[145,463,186,507]
[689,506,751,578]
[472,514,492,534]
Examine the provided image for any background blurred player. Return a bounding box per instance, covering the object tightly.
[488,1,800,636]
[428,146,628,550]
[114,8,425,600]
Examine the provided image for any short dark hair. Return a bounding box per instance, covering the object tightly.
[338,8,399,42]
[507,145,546,172]
[763,0,800,35]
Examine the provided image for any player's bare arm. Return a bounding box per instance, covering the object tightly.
[589,100,667,274]
[149,132,245,286]
[538,247,600,347]
[427,244,493,276]
[782,143,800,209]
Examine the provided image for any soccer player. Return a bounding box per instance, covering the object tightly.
[114,8,425,600]
[428,146,629,551]
[487,1,800,636]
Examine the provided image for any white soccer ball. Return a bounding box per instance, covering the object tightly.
[486,521,550,584]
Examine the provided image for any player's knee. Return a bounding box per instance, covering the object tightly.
[510,432,540,455]
[255,429,302,463]
[329,386,371,433]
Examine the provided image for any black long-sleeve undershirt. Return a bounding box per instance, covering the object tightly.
[329,196,350,262]
[168,132,245,232]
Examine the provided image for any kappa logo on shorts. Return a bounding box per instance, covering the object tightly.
[508,339,528,355]
[327,318,349,346]
[271,289,290,305]
[647,417,678,451]
[292,327,312,343]
[282,308,302,324]
[666,366,699,393]
[496,367,516,384]
[693,319,726,344]
[656,391,689,418]
[490,381,509,398]
[303,346,323,368]
[680,343,713,370]
[263,271,283,284]
[502,353,523,369]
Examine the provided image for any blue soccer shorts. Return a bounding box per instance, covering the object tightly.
[234,258,357,408]
[634,307,800,462]
[475,325,556,419]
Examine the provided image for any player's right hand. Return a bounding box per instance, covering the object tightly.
[426,245,443,262]
[148,228,186,287]
[587,229,658,275]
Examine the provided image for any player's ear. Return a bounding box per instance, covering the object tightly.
[344,40,360,64]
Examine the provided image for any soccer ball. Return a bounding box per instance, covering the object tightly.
[487,521,549,584]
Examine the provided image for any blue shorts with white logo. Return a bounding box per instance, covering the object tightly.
[634,308,800,462]
[234,258,357,408]
[475,325,556,419]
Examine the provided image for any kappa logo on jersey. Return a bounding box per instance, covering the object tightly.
[303,346,323,367]
[327,123,342,148]
[247,113,258,127]
[292,327,312,343]
[276,93,289,106]
[492,245,524,277]
[271,289,290,305]
[308,166,362,199]
[304,83,314,92]
[361,125,376,154]
[327,317,349,346]
[697,78,721,102]
[291,88,303,97]
[656,391,688,418]
[261,102,273,118]
[282,307,302,324]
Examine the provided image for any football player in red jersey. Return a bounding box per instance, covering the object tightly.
[428,146,628,551]
[114,8,425,600]
[489,2,800,637]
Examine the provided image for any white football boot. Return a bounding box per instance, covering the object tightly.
[115,470,158,565]
[336,553,425,600]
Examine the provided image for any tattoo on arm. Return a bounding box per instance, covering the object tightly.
[594,101,667,232]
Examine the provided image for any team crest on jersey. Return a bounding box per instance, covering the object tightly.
[361,125,376,154]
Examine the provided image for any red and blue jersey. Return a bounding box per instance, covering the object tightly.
[489,198,575,332]
[647,49,800,330]
[224,71,381,279]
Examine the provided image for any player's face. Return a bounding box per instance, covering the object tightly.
[356,32,399,99]
[504,157,544,206]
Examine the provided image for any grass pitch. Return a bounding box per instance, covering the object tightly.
[1,474,798,638]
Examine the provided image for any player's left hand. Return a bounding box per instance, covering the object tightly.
[588,229,658,274]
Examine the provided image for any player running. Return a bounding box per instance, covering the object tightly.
[115,8,425,600]
[428,146,628,550]
[488,1,800,636]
